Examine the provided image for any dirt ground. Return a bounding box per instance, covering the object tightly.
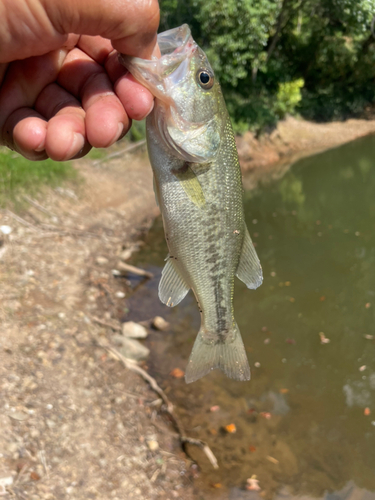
[0,146,197,500]
[1,115,375,500]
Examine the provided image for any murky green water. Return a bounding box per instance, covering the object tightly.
[130,135,375,499]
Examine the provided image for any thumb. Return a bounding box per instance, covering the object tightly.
[1,0,159,62]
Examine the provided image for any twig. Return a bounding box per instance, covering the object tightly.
[91,315,121,331]
[116,261,154,278]
[103,344,219,469]
[23,195,58,219]
[5,209,42,232]
[93,139,146,166]
[14,464,29,486]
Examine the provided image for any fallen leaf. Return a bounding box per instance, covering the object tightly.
[224,423,237,433]
[285,281,291,286]
[364,408,371,416]
[249,445,257,452]
[319,332,330,344]
[289,297,295,303]
[212,483,222,489]
[209,428,218,435]
[246,476,261,491]
[279,388,289,394]
[260,412,272,419]
[286,338,296,344]
[320,296,326,301]
[364,335,374,340]
[170,368,184,378]
[210,405,220,412]
[365,303,371,309]
[30,472,41,481]
[266,455,279,465]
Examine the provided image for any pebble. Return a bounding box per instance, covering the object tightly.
[96,256,109,266]
[115,291,126,299]
[118,337,150,361]
[119,249,133,261]
[147,440,159,451]
[122,321,148,339]
[152,316,169,331]
[0,225,12,235]
[8,411,29,421]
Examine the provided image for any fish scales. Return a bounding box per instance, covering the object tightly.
[120,24,263,383]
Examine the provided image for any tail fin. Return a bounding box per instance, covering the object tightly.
[184,324,250,384]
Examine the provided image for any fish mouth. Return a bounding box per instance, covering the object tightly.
[157,24,193,57]
[119,25,219,163]
[119,24,196,104]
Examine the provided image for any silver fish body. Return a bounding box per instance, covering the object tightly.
[120,25,262,383]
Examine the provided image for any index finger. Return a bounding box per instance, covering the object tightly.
[42,0,160,59]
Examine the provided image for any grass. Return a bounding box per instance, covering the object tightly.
[0,147,77,207]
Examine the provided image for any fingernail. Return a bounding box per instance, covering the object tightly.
[145,100,154,117]
[67,133,85,159]
[34,139,45,152]
[115,123,124,142]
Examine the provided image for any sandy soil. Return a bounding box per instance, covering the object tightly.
[1,115,375,499]
[0,147,196,500]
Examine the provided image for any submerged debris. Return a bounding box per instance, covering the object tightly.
[246,476,261,491]
[170,368,185,378]
[224,423,237,433]
[319,332,330,344]
[152,316,170,331]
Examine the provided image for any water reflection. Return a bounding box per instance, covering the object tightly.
[130,134,375,498]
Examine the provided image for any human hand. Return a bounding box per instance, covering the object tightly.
[0,0,159,161]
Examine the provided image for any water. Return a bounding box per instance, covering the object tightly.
[130,135,375,499]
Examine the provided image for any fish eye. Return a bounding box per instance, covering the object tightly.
[197,70,214,90]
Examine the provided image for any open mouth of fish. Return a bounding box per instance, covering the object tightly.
[119,25,202,108]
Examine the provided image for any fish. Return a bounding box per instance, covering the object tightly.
[120,24,262,383]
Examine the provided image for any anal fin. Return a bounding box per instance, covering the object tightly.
[236,227,263,289]
[159,257,189,307]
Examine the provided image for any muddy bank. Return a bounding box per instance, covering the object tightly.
[236,116,375,189]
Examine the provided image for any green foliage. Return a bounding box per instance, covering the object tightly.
[159,0,375,131]
[0,147,76,207]
[274,78,304,119]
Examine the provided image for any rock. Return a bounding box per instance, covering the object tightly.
[96,256,109,266]
[119,248,134,261]
[8,411,28,421]
[121,321,148,339]
[152,316,169,331]
[0,476,13,495]
[147,440,159,451]
[0,225,12,235]
[118,337,150,361]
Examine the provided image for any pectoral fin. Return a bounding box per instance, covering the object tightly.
[173,164,206,208]
[159,257,190,307]
[236,228,263,289]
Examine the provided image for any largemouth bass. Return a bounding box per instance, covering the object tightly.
[120,24,262,383]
